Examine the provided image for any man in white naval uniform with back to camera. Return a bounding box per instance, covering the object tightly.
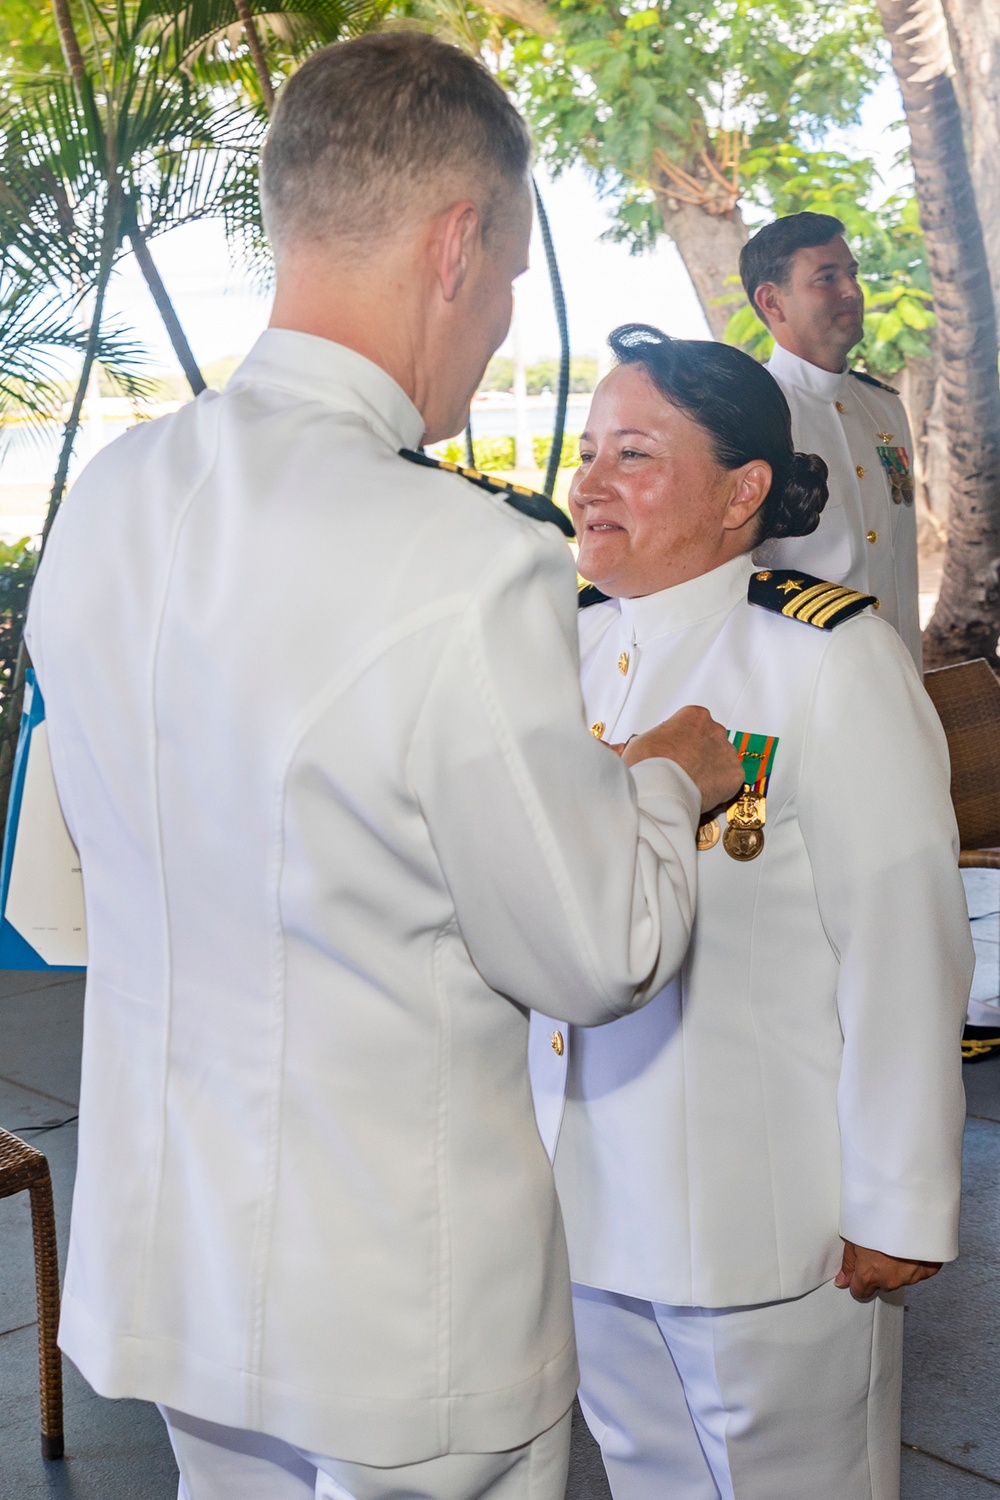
[739,211,922,669]
[24,36,744,1500]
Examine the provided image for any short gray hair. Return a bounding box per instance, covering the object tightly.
[260,33,532,251]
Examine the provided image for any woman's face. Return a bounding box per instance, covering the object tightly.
[570,364,770,599]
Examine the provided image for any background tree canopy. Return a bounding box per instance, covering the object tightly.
[505,0,885,334]
[0,0,998,711]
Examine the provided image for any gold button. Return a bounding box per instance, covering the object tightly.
[836,401,846,414]
[856,465,865,478]
[590,721,605,738]
[618,652,630,675]
[866,529,878,544]
[873,598,881,610]
[755,570,772,581]
[551,1030,564,1056]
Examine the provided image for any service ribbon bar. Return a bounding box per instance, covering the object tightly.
[728,730,778,797]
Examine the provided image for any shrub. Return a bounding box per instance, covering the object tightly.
[533,432,580,470]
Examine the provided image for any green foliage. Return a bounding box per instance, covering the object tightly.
[0,8,264,315]
[0,538,38,741]
[506,0,884,247]
[525,357,598,395]
[434,430,580,472]
[856,279,934,377]
[533,431,579,469]
[480,358,516,392]
[0,0,65,81]
[481,355,599,394]
[437,435,517,470]
[0,268,146,433]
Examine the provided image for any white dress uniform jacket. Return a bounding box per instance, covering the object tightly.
[25,332,704,1465]
[760,343,922,670]
[530,554,972,1310]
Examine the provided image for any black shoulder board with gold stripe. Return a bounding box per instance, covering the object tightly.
[850,369,899,396]
[399,448,575,538]
[578,583,609,610]
[748,569,876,630]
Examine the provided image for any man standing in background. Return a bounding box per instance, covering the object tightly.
[740,212,922,669]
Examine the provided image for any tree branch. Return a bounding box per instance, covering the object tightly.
[50,0,87,94]
[235,0,275,114]
[126,210,206,397]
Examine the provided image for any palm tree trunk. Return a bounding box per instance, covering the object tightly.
[51,0,87,90]
[43,270,113,549]
[235,0,275,113]
[939,0,1000,339]
[533,182,570,499]
[126,210,206,397]
[876,0,1000,666]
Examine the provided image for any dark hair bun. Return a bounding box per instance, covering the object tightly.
[760,450,828,542]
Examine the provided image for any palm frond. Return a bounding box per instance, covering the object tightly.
[0,276,151,434]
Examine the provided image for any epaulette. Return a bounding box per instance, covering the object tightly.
[399,448,575,538]
[850,369,899,395]
[578,583,609,610]
[748,569,876,630]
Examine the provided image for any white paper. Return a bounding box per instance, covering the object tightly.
[5,720,88,966]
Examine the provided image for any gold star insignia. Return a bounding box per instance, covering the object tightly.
[776,578,804,595]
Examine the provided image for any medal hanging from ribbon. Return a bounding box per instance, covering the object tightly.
[718,731,778,862]
[876,444,914,505]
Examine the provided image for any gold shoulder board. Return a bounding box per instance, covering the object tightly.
[399,448,575,538]
[850,369,900,396]
[748,570,877,631]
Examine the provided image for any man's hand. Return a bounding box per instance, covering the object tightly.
[835,1240,942,1301]
[621,706,744,813]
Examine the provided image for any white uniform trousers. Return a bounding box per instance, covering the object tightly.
[572,1279,903,1500]
[160,1406,572,1500]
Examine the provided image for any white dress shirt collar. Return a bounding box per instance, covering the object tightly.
[616,553,755,645]
[229,329,426,453]
[767,341,849,405]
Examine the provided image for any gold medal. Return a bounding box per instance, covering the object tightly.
[724,787,766,862]
[722,823,765,861]
[696,817,721,851]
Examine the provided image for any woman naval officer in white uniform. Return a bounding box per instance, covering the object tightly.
[530,325,973,1500]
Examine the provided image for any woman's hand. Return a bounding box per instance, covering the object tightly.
[835,1240,942,1301]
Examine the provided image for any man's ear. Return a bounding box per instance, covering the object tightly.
[724,461,771,534]
[437,200,481,304]
[754,282,784,328]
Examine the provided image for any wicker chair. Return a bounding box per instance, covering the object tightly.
[924,658,1000,1062]
[0,1127,64,1459]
